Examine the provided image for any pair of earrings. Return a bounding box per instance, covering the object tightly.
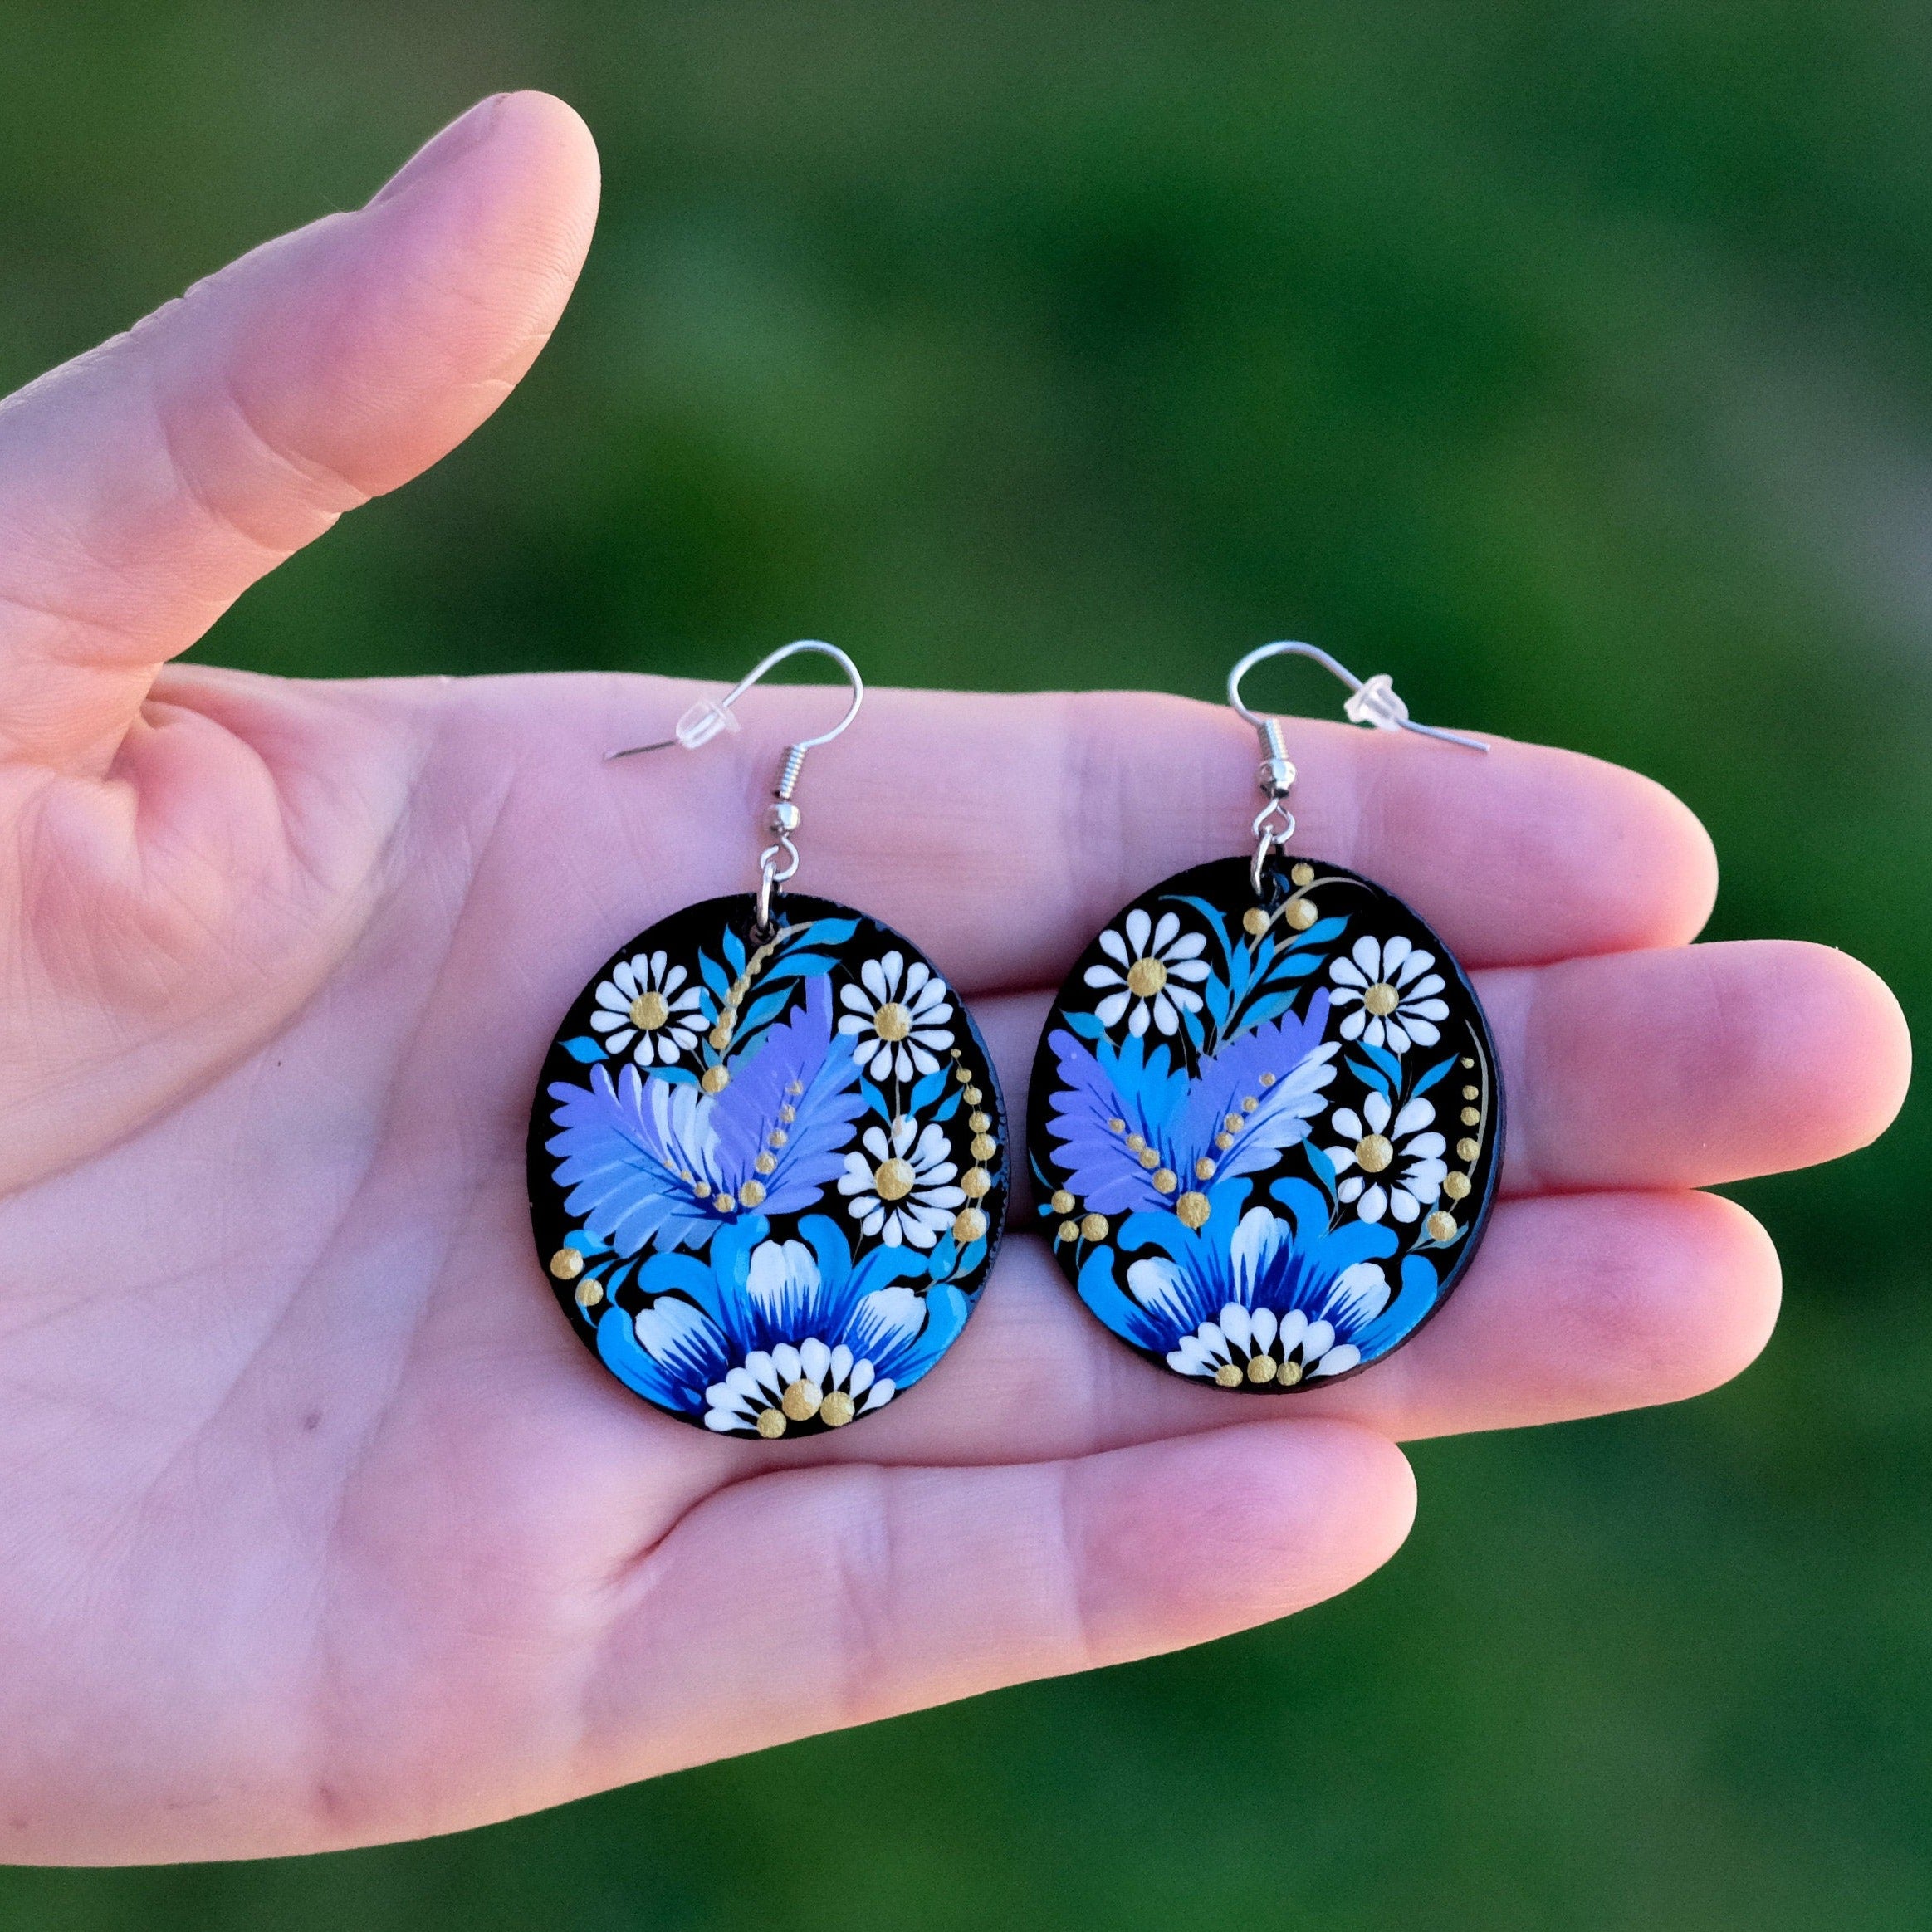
[526,639,1503,1436]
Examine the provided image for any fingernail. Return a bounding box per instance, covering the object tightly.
[367,95,506,207]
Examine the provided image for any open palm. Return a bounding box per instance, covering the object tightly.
[0,95,1910,1865]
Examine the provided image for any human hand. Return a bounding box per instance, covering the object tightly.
[0,94,1910,1863]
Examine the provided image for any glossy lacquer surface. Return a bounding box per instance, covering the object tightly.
[1030,857,1502,1390]
[530,893,1007,1436]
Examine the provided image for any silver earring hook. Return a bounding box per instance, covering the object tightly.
[607,639,865,932]
[606,638,864,761]
[1228,640,1485,896]
[1226,639,1489,753]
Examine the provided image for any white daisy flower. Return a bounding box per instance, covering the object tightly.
[1164,1284,1387,1387]
[702,1338,897,1434]
[589,949,705,1065]
[838,951,955,1082]
[1327,934,1450,1053]
[837,1114,966,1248]
[1324,1090,1447,1225]
[1084,907,1211,1037]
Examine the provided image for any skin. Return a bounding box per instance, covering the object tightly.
[0,92,1910,1866]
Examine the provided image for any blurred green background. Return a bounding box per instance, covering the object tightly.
[1,1,1926,1925]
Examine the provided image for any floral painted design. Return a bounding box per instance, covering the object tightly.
[589,950,705,1065]
[838,1113,966,1249]
[529,893,1006,1433]
[1328,934,1450,1054]
[1324,1090,1447,1225]
[1118,1191,1394,1384]
[595,1215,971,1436]
[1029,855,1502,1389]
[838,951,956,1081]
[1083,907,1211,1037]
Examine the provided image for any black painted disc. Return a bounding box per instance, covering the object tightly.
[529,892,1007,1436]
[1026,855,1502,1390]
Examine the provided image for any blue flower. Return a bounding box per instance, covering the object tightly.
[545,973,866,1254]
[1078,1177,1399,1385]
[593,1213,972,1435]
[1042,991,1338,1218]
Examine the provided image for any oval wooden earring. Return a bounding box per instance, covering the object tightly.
[529,643,1006,1438]
[1028,643,1502,1391]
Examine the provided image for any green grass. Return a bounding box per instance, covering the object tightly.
[0,2,1925,1924]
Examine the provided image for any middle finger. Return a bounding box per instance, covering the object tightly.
[971,937,1905,1201]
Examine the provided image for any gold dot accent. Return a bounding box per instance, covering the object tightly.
[1241,1097,1259,1114]
[1462,1085,1480,1100]
[1223,1113,1243,1135]
[1290,863,1314,887]
[971,1134,998,1162]
[873,1001,912,1042]
[1278,1359,1303,1387]
[1152,1167,1179,1195]
[787,1079,805,1095]
[1461,1107,1481,1127]
[1215,1132,1235,1152]
[692,1180,712,1199]
[1285,898,1318,931]
[1108,1117,1127,1133]
[1080,1212,1108,1242]
[1426,1211,1457,1243]
[701,1065,730,1094]
[781,1379,822,1422]
[756,1407,786,1439]
[956,1065,972,1083]
[873,1157,917,1202]
[754,1152,777,1175]
[969,1112,991,1133]
[1126,1133,1146,1154]
[779,1105,796,1124]
[1126,957,1168,998]
[821,1391,857,1428]
[1176,1191,1211,1230]
[954,1208,989,1244]
[737,1180,766,1209]
[1259,1072,1277,1088]
[1242,907,1270,937]
[1195,1157,1217,1181]
[962,1167,993,1199]
[965,1087,983,1105]
[1457,1137,1480,1162]
[769,1130,788,1148]
[1059,1220,1079,1243]
[575,1278,604,1310]
[1138,1148,1161,1171]
[1051,1189,1076,1215]
[1461,1056,1475,1068]
[1363,982,1400,1017]
[549,1247,584,1281]
[1354,1134,1394,1175]
[1215,1362,1244,1389]
[714,1191,736,1214]
[629,990,669,1030]
[1443,1172,1471,1201]
[1246,1354,1278,1384]
[708,1021,734,1050]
